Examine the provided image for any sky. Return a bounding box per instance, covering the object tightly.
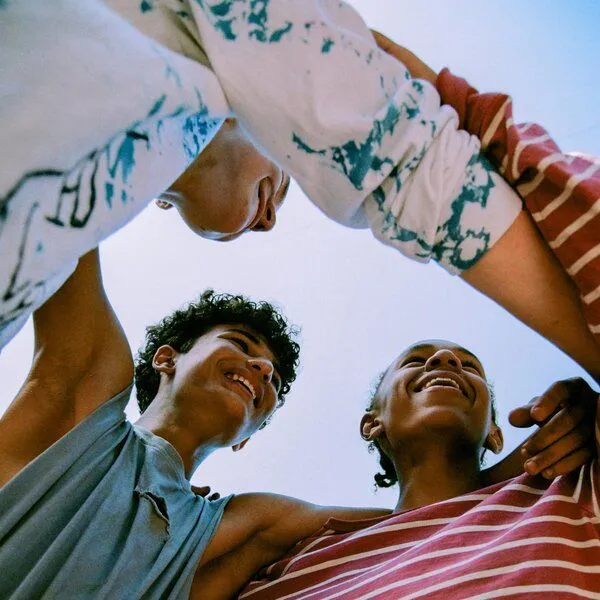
[1,0,599,510]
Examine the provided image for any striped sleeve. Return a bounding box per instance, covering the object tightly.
[437,68,600,340]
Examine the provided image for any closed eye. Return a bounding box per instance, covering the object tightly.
[463,361,483,375]
[229,336,249,353]
[400,356,425,368]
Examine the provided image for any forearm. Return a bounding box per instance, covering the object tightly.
[187,2,519,274]
[462,210,600,382]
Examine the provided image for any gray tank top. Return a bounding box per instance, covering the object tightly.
[0,385,230,599]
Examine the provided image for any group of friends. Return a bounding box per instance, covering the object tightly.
[1,1,600,598]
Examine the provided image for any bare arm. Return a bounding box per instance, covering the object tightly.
[372,31,600,382]
[193,493,388,600]
[463,210,600,381]
[0,249,133,487]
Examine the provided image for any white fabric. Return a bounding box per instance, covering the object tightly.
[0,0,521,349]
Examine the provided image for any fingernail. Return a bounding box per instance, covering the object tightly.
[525,459,537,474]
[521,447,531,457]
[542,468,554,479]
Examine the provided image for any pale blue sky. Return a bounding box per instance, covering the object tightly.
[1,1,599,508]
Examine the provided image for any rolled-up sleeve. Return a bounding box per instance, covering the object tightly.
[186,0,522,272]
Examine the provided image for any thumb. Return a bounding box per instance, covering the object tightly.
[509,403,537,428]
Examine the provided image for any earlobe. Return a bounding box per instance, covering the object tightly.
[153,345,177,374]
[485,424,504,455]
[360,413,385,442]
[232,438,250,453]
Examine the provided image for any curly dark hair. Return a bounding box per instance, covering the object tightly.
[366,373,498,489]
[134,289,300,414]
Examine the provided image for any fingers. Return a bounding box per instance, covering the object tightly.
[509,378,591,428]
[521,402,587,458]
[508,401,539,428]
[371,29,394,53]
[523,425,590,477]
[538,447,593,479]
[192,485,211,497]
[530,381,572,423]
[191,485,221,500]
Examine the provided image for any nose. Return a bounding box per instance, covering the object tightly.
[424,349,462,372]
[248,357,274,383]
[252,199,276,232]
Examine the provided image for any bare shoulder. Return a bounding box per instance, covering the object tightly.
[200,492,314,565]
[193,493,390,599]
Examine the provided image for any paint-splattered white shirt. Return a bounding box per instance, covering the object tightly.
[0,0,521,348]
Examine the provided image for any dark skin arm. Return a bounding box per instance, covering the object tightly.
[372,30,600,384]
[0,249,133,487]
[194,493,389,600]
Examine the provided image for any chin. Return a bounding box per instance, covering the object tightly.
[418,407,476,433]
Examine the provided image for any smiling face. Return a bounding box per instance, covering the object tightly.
[154,324,282,447]
[367,339,497,458]
[158,119,290,241]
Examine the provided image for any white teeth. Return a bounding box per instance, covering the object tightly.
[229,373,256,399]
[423,377,460,391]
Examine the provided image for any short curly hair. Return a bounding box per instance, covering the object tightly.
[366,372,497,489]
[134,289,300,414]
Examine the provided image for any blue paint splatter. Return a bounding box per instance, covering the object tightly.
[36,242,43,254]
[210,0,233,17]
[268,21,293,43]
[321,38,334,53]
[292,98,418,190]
[182,113,221,160]
[148,95,167,118]
[105,182,114,208]
[108,131,149,184]
[292,134,326,157]
[140,0,154,13]
[196,0,294,43]
[432,154,496,270]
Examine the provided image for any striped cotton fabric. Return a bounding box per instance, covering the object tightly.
[240,465,600,599]
[436,68,600,339]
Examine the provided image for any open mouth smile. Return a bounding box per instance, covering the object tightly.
[225,372,257,403]
[415,374,470,399]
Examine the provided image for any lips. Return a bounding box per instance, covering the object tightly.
[414,372,470,399]
[248,179,271,231]
[225,371,260,407]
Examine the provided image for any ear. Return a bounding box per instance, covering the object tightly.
[484,423,504,455]
[152,345,177,374]
[232,438,250,453]
[360,412,385,442]
[155,199,174,210]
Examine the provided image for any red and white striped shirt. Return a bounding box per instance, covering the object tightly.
[240,75,600,600]
[436,69,600,340]
[241,465,600,599]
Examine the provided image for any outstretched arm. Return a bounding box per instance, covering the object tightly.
[193,494,388,600]
[0,249,133,487]
[372,31,600,382]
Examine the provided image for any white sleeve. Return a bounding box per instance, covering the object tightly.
[186,0,522,273]
[0,1,228,348]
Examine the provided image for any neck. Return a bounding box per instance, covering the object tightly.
[135,395,217,478]
[391,439,484,513]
